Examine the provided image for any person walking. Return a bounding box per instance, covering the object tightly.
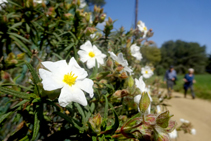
[183,68,196,99]
[164,66,177,97]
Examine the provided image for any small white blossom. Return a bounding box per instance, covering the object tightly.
[137,21,148,38]
[0,0,6,4]
[141,66,153,78]
[39,58,94,107]
[79,0,87,8]
[130,44,142,60]
[156,105,161,113]
[34,0,45,3]
[191,128,196,135]
[108,51,133,74]
[90,33,96,39]
[134,76,152,113]
[168,129,177,139]
[180,118,190,124]
[78,41,106,69]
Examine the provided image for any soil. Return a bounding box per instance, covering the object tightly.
[164,89,211,141]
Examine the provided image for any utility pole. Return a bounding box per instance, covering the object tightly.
[135,0,138,28]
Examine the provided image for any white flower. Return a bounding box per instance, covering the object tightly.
[108,51,133,74]
[141,66,153,78]
[34,0,44,3]
[156,105,161,113]
[39,58,94,107]
[191,128,196,135]
[90,33,96,39]
[0,0,7,4]
[130,44,142,60]
[168,129,177,139]
[78,41,106,69]
[137,21,148,38]
[134,76,152,113]
[180,118,190,124]
[79,0,87,8]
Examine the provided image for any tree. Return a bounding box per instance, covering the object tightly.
[157,40,207,74]
[85,0,106,7]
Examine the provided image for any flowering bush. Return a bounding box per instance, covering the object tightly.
[0,0,194,140]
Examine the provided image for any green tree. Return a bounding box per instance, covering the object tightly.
[140,45,161,65]
[157,40,207,74]
[85,0,106,6]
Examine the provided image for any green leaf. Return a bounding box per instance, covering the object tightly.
[10,35,32,57]
[12,99,29,109]
[103,95,108,119]
[52,52,63,60]
[31,112,40,141]
[9,22,22,30]
[9,32,31,44]
[90,102,95,113]
[74,103,85,122]
[0,86,35,99]
[89,59,98,79]
[25,62,41,95]
[55,112,72,123]
[0,112,13,124]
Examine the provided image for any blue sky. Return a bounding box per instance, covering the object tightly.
[100,0,211,53]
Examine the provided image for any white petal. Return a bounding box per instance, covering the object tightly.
[108,51,118,61]
[134,95,141,105]
[80,40,93,52]
[78,50,90,62]
[96,56,105,65]
[75,78,94,98]
[58,84,87,107]
[93,45,102,56]
[191,129,196,135]
[117,53,128,66]
[86,58,96,69]
[39,69,64,91]
[147,104,151,114]
[68,57,88,80]
[42,60,68,75]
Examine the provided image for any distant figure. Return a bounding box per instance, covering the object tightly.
[183,68,196,99]
[164,66,177,97]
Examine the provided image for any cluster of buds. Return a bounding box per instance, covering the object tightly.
[112,92,176,140]
[177,119,196,135]
[92,5,106,25]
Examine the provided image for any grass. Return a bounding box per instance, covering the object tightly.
[146,74,211,100]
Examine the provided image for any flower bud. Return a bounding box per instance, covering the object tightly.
[128,76,134,88]
[116,65,124,72]
[64,13,72,19]
[156,110,173,128]
[85,27,97,36]
[146,29,154,37]
[100,8,104,14]
[108,17,113,24]
[1,71,10,81]
[136,39,144,46]
[6,52,15,62]
[120,72,128,79]
[88,113,102,133]
[139,92,150,114]
[99,13,106,23]
[42,1,46,8]
[77,0,80,6]
[106,58,113,68]
[17,53,25,60]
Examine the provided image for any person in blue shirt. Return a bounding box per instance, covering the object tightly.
[183,68,196,99]
[164,66,177,97]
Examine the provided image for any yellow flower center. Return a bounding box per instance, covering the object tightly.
[63,72,78,86]
[143,26,147,31]
[145,70,148,74]
[89,51,95,58]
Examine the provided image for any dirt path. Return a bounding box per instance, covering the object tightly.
[163,89,211,141]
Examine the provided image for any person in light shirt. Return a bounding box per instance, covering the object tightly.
[164,66,177,97]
